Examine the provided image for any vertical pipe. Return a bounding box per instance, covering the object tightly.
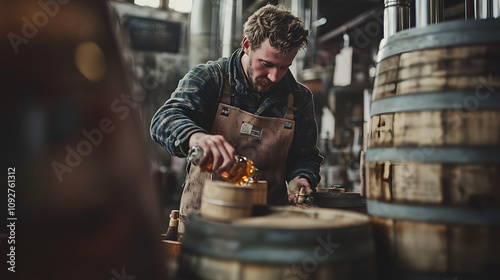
[466,0,475,19]
[160,0,169,9]
[234,0,243,45]
[289,0,302,78]
[475,0,500,18]
[189,0,219,68]
[310,0,318,67]
[416,0,444,28]
[210,1,221,59]
[495,0,500,17]
[312,0,319,29]
[475,0,490,18]
[221,0,235,57]
[384,0,412,38]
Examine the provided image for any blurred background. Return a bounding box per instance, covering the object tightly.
[1,0,493,279]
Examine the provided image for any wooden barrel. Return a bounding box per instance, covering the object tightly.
[247,180,268,205]
[178,207,376,280]
[161,238,182,279]
[200,180,253,221]
[366,19,500,280]
[311,192,367,213]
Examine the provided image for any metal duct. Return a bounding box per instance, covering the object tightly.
[384,0,412,38]
[416,0,444,27]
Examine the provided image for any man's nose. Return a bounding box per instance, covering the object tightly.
[267,67,279,83]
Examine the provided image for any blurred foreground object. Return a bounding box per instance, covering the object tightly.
[1,0,167,279]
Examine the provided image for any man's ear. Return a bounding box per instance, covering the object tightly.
[242,37,250,55]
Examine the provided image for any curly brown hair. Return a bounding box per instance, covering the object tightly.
[243,4,310,54]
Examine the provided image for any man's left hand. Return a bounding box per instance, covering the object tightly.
[287,176,313,205]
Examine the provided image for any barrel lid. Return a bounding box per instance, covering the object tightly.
[378,18,500,61]
[182,207,374,264]
[233,206,369,229]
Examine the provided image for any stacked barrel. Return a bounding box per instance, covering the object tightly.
[366,19,500,279]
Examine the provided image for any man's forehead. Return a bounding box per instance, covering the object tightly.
[254,39,297,64]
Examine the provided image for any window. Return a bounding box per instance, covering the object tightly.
[134,0,160,8]
[169,0,192,13]
[133,0,192,13]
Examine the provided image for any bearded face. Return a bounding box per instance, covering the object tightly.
[242,38,297,93]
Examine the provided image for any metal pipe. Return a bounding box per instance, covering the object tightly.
[475,0,500,19]
[384,0,412,38]
[221,0,235,57]
[475,0,490,18]
[160,0,169,9]
[416,0,444,27]
[235,0,243,43]
[466,0,475,19]
[189,0,219,68]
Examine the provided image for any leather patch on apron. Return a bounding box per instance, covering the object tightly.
[240,121,263,140]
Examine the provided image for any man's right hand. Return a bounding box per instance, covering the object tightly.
[189,132,236,173]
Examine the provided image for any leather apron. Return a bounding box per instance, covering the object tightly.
[178,72,296,234]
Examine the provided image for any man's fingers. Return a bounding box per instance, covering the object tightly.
[210,137,234,172]
[189,133,235,172]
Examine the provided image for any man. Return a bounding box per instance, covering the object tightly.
[151,4,322,234]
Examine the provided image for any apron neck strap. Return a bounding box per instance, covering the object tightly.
[216,62,231,105]
[221,76,231,104]
[284,93,295,120]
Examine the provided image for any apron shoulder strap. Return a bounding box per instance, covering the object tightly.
[215,63,231,105]
[284,93,296,120]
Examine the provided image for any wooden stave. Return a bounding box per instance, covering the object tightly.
[370,216,500,280]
